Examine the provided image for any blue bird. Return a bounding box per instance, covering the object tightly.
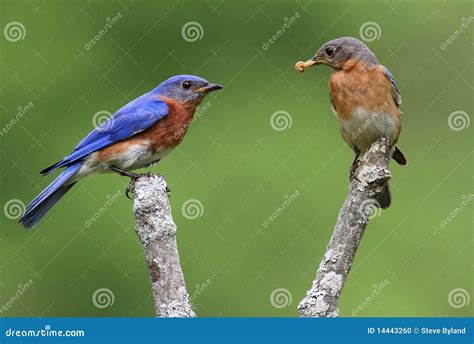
[19,75,223,228]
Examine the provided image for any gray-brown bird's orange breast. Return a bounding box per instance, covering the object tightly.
[329,61,401,154]
[329,62,399,121]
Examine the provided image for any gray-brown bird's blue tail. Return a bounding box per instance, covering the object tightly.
[375,182,391,209]
[19,162,82,228]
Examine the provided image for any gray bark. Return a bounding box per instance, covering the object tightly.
[130,175,195,318]
[298,138,392,317]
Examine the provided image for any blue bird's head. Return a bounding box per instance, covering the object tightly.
[154,75,223,103]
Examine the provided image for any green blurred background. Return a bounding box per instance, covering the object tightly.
[1,0,472,317]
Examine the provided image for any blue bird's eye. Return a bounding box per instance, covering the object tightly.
[182,81,192,89]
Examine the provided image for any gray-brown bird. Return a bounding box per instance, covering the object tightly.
[296,37,407,208]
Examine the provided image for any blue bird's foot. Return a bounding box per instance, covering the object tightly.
[125,181,134,199]
[109,166,170,199]
[110,166,140,179]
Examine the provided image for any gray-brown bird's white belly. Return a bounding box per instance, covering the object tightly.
[340,106,400,154]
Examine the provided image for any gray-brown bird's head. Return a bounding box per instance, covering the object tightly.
[296,37,379,72]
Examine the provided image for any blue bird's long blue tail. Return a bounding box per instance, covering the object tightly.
[19,162,82,228]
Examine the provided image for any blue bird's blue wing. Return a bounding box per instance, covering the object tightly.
[41,94,169,175]
[383,66,401,107]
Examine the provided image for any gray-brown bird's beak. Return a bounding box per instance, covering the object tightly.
[295,56,326,73]
[196,83,224,93]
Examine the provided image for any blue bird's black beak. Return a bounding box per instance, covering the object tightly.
[196,83,224,94]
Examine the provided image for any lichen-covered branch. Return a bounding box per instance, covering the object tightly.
[130,175,195,318]
[298,138,392,317]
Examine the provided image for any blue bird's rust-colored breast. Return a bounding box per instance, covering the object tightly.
[97,96,202,162]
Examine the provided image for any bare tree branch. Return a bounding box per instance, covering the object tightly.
[130,175,195,318]
[298,137,392,317]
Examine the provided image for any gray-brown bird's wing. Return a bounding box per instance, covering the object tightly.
[383,67,407,165]
[383,66,401,107]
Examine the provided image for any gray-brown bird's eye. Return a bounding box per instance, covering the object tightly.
[182,81,192,89]
[325,46,335,56]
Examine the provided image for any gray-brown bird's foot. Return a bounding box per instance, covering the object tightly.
[350,159,362,182]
